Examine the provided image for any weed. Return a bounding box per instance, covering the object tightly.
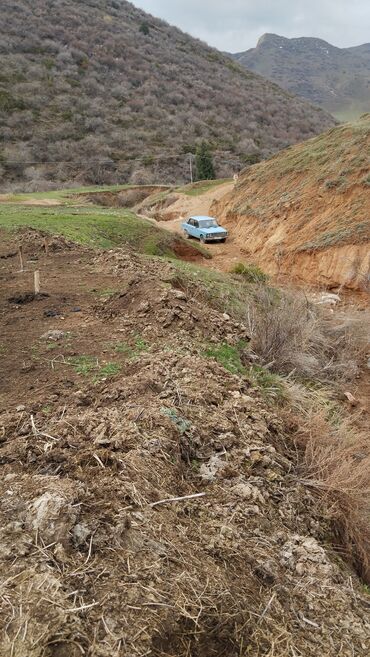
[96,362,121,380]
[96,288,118,298]
[68,355,120,381]
[232,262,268,283]
[295,412,370,584]
[204,341,247,375]
[69,355,98,375]
[114,335,149,359]
[248,364,286,400]
[246,286,364,384]
[161,407,191,434]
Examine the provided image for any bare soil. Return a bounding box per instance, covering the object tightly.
[1,229,369,657]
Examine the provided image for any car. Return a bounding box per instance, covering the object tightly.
[181,215,228,243]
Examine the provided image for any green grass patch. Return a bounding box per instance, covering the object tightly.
[0,203,199,257]
[68,355,120,381]
[176,178,231,197]
[248,365,286,400]
[2,184,133,203]
[169,260,252,319]
[231,262,269,283]
[204,341,247,375]
[113,335,149,359]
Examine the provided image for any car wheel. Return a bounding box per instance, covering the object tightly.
[199,235,206,243]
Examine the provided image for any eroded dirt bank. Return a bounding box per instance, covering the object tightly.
[210,115,370,291]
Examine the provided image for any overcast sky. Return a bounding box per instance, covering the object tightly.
[132,0,370,52]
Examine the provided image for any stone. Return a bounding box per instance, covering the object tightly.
[41,329,65,341]
[173,290,187,301]
[16,404,26,412]
[26,492,77,545]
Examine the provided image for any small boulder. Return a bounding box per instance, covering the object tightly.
[40,329,65,341]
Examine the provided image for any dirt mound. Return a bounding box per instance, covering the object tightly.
[1,231,369,656]
[83,186,171,209]
[212,115,370,291]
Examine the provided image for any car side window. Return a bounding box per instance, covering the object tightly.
[193,220,199,228]
[188,218,193,226]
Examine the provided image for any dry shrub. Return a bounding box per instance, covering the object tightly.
[296,411,370,583]
[247,287,364,383]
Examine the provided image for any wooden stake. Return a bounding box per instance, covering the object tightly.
[18,245,24,272]
[34,270,40,295]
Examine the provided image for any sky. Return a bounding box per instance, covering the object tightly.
[132,0,370,52]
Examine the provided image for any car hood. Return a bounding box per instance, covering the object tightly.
[203,226,227,234]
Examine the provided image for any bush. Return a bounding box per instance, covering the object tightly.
[232,262,268,283]
[246,287,364,383]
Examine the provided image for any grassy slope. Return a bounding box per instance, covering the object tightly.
[223,114,370,250]
[0,203,201,257]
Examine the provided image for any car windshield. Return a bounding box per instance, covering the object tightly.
[199,219,218,228]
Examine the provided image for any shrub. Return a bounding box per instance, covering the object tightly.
[246,287,364,383]
[232,262,268,283]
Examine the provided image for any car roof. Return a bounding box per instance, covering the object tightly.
[188,215,216,221]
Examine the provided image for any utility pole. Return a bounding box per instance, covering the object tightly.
[188,153,193,183]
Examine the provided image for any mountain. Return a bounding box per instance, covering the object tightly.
[212,114,370,290]
[231,34,370,120]
[0,1,335,192]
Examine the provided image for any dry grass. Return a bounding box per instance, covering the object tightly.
[246,287,365,383]
[295,411,370,584]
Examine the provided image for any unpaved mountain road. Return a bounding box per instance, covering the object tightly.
[154,181,250,272]
[157,214,250,272]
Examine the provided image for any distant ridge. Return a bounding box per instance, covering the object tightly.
[231,34,370,120]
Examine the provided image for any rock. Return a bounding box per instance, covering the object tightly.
[199,455,225,482]
[222,313,230,321]
[173,290,187,301]
[26,492,78,545]
[44,309,61,318]
[72,522,91,546]
[343,391,358,406]
[138,301,150,313]
[232,482,264,504]
[16,404,26,412]
[40,329,65,341]
[317,292,341,305]
[367,357,370,370]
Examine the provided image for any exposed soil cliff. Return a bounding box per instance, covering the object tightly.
[212,115,370,290]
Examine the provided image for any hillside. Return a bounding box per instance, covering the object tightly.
[1,220,370,656]
[232,34,370,120]
[211,114,370,290]
[0,1,336,192]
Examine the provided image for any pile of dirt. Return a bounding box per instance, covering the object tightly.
[212,115,370,291]
[1,230,369,656]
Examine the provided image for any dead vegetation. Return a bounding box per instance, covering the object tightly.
[246,286,365,384]
[295,412,370,584]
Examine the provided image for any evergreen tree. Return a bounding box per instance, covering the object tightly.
[195,141,215,180]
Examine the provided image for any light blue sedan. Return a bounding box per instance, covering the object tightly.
[181,215,228,243]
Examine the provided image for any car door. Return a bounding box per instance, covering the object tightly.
[184,218,193,237]
[192,219,200,239]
